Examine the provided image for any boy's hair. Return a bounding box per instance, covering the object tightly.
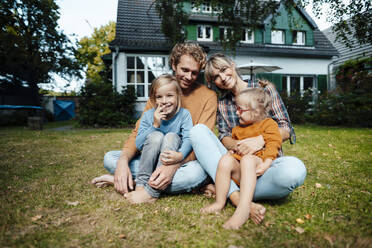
[236,87,272,122]
[204,53,242,84]
[149,74,182,113]
[169,42,207,69]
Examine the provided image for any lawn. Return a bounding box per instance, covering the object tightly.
[0,121,371,247]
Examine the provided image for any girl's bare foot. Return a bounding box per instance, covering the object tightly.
[124,187,157,204]
[201,202,224,214]
[91,174,114,187]
[250,203,266,224]
[223,206,250,229]
[229,192,266,224]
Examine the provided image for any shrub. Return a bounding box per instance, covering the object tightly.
[280,90,313,124]
[78,82,137,127]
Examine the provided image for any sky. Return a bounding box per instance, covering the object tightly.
[51,0,332,92]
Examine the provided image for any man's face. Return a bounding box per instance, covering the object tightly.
[172,55,201,91]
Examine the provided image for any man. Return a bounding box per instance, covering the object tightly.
[92,42,217,203]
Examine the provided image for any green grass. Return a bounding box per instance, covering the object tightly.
[0,122,371,247]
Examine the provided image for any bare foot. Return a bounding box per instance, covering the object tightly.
[91,174,114,187]
[223,205,250,230]
[229,191,266,224]
[124,187,157,204]
[250,203,266,224]
[201,202,224,214]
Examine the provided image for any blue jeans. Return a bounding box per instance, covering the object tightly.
[103,149,208,195]
[189,124,307,201]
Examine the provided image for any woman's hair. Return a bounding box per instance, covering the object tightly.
[169,42,207,69]
[236,88,272,122]
[149,74,182,113]
[204,53,242,84]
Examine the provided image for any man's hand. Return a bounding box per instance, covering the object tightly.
[148,164,180,190]
[160,150,183,165]
[256,159,272,177]
[114,156,134,194]
[236,135,265,156]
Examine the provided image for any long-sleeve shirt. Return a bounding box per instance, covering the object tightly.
[232,118,282,161]
[217,81,295,145]
[136,108,193,159]
[123,83,217,161]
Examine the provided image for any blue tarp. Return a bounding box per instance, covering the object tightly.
[53,100,75,121]
[0,105,42,109]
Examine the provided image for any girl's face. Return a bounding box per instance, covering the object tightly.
[155,83,179,119]
[209,65,238,90]
[235,97,256,125]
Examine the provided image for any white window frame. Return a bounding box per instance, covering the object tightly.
[125,54,171,101]
[191,1,212,13]
[219,26,232,41]
[241,28,254,44]
[197,25,213,41]
[284,75,315,97]
[271,30,285,44]
[293,31,305,45]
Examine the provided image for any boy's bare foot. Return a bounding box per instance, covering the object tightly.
[201,202,224,214]
[223,206,250,230]
[124,187,157,204]
[250,203,266,224]
[229,191,266,224]
[91,174,114,187]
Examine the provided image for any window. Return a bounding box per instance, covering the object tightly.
[283,76,314,96]
[197,25,213,41]
[191,1,211,13]
[293,31,305,45]
[219,27,232,41]
[241,29,254,43]
[126,55,170,99]
[271,30,284,44]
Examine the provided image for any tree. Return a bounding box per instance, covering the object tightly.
[153,0,371,51]
[0,0,81,105]
[76,21,116,84]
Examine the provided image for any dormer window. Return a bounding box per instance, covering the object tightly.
[293,31,305,45]
[271,30,285,44]
[191,1,212,13]
[197,25,213,41]
[241,29,254,43]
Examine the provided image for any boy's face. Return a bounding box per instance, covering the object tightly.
[172,55,201,92]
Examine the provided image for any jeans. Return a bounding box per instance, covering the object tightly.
[135,131,181,197]
[189,124,307,201]
[103,147,208,196]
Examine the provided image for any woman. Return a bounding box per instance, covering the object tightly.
[190,54,306,224]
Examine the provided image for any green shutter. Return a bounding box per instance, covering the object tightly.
[254,29,263,43]
[317,75,327,93]
[213,26,219,42]
[256,73,283,91]
[186,25,197,41]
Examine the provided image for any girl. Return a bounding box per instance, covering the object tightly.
[125,74,193,204]
[92,74,193,204]
[201,88,282,229]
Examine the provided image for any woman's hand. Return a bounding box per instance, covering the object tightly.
[160,150,183,165]
[256,159,272,177]
[153,105,166,128]
[235,135,265,156]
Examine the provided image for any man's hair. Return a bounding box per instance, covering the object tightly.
[236,88,272,122]
[149,74,182,113]
[169,42,207,69]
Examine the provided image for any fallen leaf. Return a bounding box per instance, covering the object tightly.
[304,214,312,220]
[264,221,271,227]
[113,207,121,211]
[315,183,322,188]
[295,227,305,234]
[31,215,43,221]
[324,235,334,246]
[108,239,113,243]
[118,234,126,239]
[164,207,170,212]
[296,218,305,224]
[90,220,97,226]
[322,153,327,156]
[66,201,79,206]
[328,144,333,147]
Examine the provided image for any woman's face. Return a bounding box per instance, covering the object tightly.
[210,65,237,90]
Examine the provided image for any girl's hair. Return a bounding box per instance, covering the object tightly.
[236,88,272,122]
[204,53,242,84]
[149,74,182,113]
[169,42,207,69]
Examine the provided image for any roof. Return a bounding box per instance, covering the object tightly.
[112,0,338,58]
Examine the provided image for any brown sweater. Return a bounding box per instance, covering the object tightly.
[122,83,217,162]
[232,118,282,161]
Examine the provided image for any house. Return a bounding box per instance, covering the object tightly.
[323,25,372,90]
[109,0,338,114]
